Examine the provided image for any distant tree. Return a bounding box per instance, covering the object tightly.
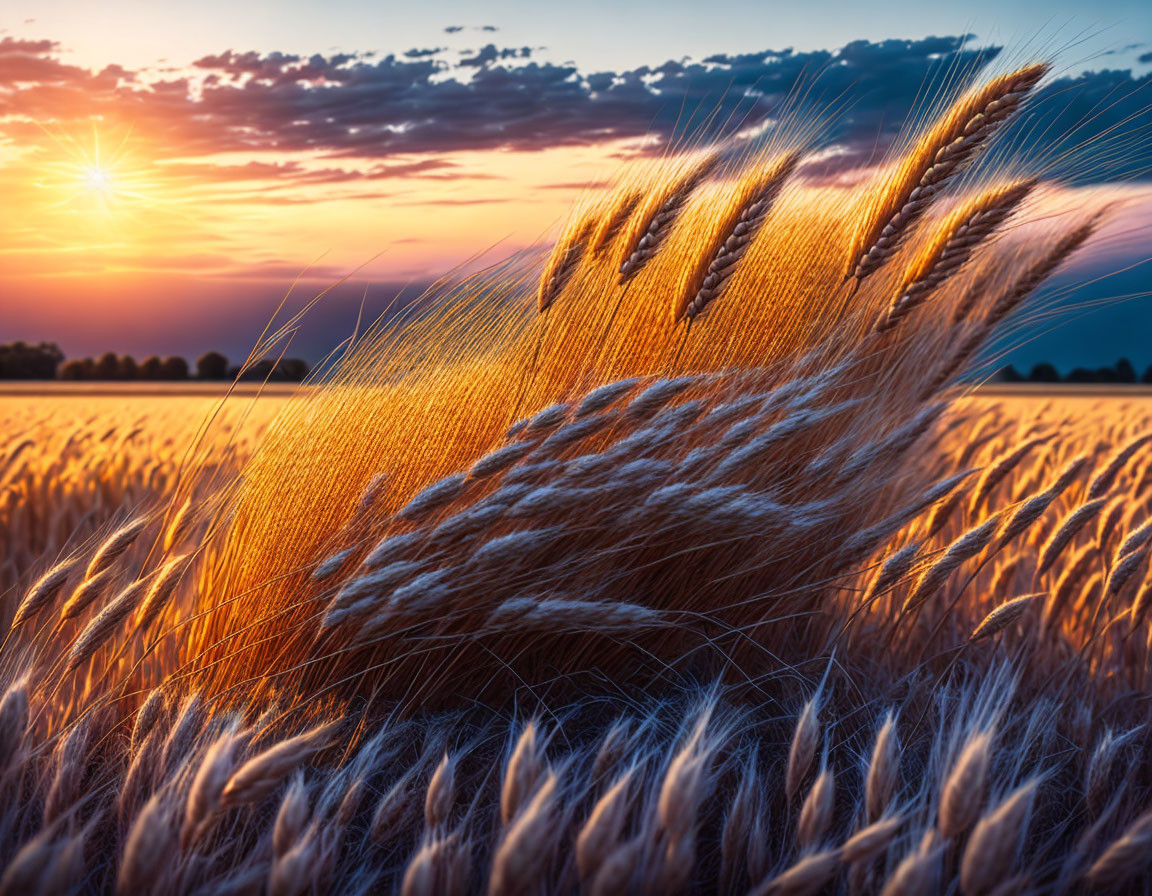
[161,356,189,380]
[59,358,94,380]
[1143,365,1152,385]
[94,352,120,380]
[1095,366,1119,384]
[0,341,64,379]
[995,365,1024,383]
[139,356,164,380]
[277,359,310,382]
[197,351,229,380]
[1028,363,1060,383]
[118,355,138,380]
[236,359,275,382]
[1116,358,1136,383]
[1067,367,1096,383]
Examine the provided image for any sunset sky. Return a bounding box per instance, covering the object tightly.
[1,2,1149,363]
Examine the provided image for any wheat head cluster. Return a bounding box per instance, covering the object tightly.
[1,60,1150,895]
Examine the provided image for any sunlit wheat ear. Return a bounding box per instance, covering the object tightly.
[982,211,1106,332]
[65,575,151,671]
[85,515,148,579]
[849,63,1048,284]
[903,512,1002,614]
[998,455,1087,546]
[618,151,719,280]
[136,553,189,631]
[59,566,116,622]
[12,554,82,627]
[876,179,1036,332]
[1037,497,1107,575]
[1088,432,1152,501]
[537,216,596,311]
[969,593,1040,643]
[972,436,1052,510]
[865,541,923,604]
[930,211,1102,396]
[163,496,193,552]
[1105,544,1149,597]
[590,188,642,256]
[1115,518,1152,560]
[675,152,800,322]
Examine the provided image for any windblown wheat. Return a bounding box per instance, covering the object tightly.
[0,58,1148,895]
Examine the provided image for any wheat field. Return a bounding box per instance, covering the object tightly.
[2,60,1152,895]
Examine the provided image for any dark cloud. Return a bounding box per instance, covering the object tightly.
[459,44,532,67]
[2,34,1148,183]
[1140,52,1152,64]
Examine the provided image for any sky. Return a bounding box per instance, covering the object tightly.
[1,1,1150,364]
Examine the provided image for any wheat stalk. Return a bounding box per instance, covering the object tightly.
[619,152,719,280]
[877,179,1035,332]
[675,152,800,321]
[849,64,1048,283]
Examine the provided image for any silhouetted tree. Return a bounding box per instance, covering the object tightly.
[277,359,310,382]
[93,352,120,380]
[1067,367,1097,383]
[197,351,229,380]
[995,365,1024,383]
[235,359,275,382]
[0,342,64,379]
[1143,365,1152,385]
[118,355,138,380]
[161,356,189,380]
[59,358,93,380]
[139,356,164,380]
[1028,363,1060,383]
[1116,358,1136,383]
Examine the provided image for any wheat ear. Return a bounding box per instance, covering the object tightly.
[619,152,719,280]
[877,179,1035,332]
[537,216,595,311]
[675,152,799,321]
[850,64,1048,283]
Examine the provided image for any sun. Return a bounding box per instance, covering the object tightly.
[84,165,111,190]
[33,122,160,216]
[83,165,113,195]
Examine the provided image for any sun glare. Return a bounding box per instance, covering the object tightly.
[83,165,112,194]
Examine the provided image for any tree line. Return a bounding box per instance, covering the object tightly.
[995,358,1152,385]
[0,342,310,382]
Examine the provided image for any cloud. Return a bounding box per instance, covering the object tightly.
[1,34,1148,183]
